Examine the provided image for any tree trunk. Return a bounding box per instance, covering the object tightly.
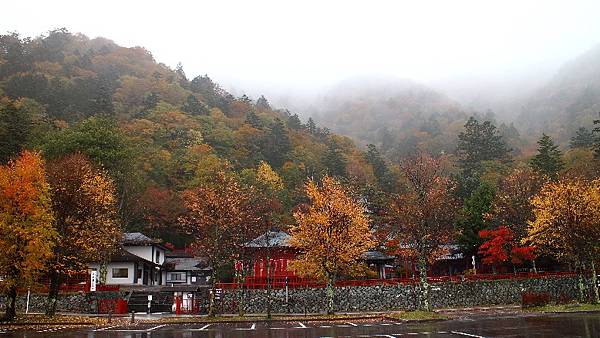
[236,260,245,317]
[326,273,335,315]
[4,284,17,321]
[46,270,61,316]
[418,256,431,311]
[577,261,586,303]
[590,260,599,304]
[208,267,217,317]
[266,257,272,319]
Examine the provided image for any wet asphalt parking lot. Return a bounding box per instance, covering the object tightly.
[2,312,600,337]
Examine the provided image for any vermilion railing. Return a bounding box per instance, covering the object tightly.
[30,275,120,293]
[215,271,578,289]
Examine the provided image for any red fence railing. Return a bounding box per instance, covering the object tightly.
[216,271,579,290]
[31,275,120,293]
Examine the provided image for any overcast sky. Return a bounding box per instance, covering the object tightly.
[3,0,600,97]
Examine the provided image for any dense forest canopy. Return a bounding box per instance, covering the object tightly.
[1,29,600,253]
[0,29,386,245]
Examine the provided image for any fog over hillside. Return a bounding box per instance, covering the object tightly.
[3,0,600,152]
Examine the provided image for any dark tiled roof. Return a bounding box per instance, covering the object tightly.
[362,250,395,261]
[245,231,292,248]
[165,256,210,271]
[123,232,154,244]
[110,247,158,266]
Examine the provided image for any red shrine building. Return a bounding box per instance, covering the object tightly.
[236,230,395,285]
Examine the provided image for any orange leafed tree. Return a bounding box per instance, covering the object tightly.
[0,151,56,321]
[384,153,458,311]
[178,172,261,316]
[289,175,374,315]
[45,153,122,315]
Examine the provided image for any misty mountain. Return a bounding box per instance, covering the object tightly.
[306,77,468,157]
[517,43,600,143]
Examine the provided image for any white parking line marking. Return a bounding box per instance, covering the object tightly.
[250,323,256,330]
[297,322,307,328]
[320,325,332,328]
[381,323,392,326]
[188,324,212,331]
[147,324,166,332]
[451,331,486,338]
[346,322,358,327]
[94,325,120,332]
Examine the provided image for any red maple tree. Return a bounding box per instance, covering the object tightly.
[479,225,536,270]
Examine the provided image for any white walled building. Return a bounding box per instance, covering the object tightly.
[89,232,167,286]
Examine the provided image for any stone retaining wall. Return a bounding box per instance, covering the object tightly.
[221,276,587,313]
[0,276,590,314]
[0,291,123,314]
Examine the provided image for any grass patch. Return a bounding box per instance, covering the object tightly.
[526,303,600,313]
[0,314,117,332]
[152,313,382,324]
[385,310,448,321]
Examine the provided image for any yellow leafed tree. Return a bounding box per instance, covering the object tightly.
[289,175,374,314]
[525,177,600,303]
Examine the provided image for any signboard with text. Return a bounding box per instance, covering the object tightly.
[90,271,97,292]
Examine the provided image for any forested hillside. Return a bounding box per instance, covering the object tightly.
[310,77,524,159]
[0,29,381,244]
[517,44,600,143]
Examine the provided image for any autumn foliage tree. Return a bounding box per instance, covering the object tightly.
[525,178,600,303]
[490,168,544,240]
[44,153,122,315]
[178,172,261,316]
[0,151,56,321]
[478,226,535,273]
[385,153,458,311]
[289,175,374,315]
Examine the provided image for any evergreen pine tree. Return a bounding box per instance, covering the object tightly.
[256,95,271,111]
[306,117,317,134]
[245,110,263,129]
[0,100,32,163]
[365,144,393,191]
[570,127,594,149]
[287,113,303,130]
[530,133,564,179]
[456,181,496,257]
[323,140,347,177]
[264,118,291,168]
[457,116,512,175]
[594,116,600,159]
[182,94,208,115]
[456,117,511,196]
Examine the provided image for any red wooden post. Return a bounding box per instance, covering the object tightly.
[175,296,182,315]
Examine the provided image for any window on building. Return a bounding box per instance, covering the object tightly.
[155,250,160,263]
[112,268,129,278]
[169,273,183,281]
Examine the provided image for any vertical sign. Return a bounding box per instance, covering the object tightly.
[90,270,98,292]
